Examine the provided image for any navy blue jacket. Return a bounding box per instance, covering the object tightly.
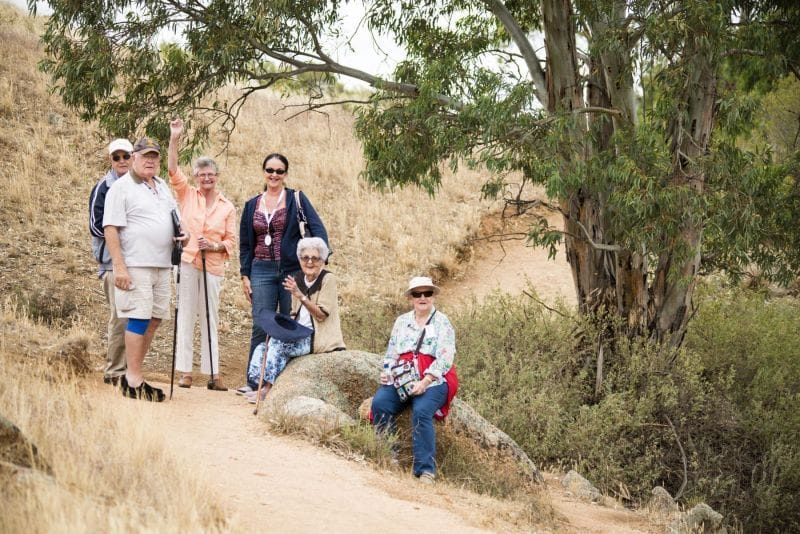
[89,169,123,275]
[239,188,329,278]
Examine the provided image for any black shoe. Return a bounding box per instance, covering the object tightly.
[103,376,119,386]
[120,376,165,402]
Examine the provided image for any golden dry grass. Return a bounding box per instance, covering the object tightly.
[0,301,234,532]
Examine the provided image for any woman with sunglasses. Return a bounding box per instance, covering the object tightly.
[238,153,329,394]
[370,276,459,485]
[244,237,345,403]
[168,118,236,391]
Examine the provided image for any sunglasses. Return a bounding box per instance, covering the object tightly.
[410,290,434,298]
[264,168,286,175]
[300,255,321,263]
[112,153,131,162]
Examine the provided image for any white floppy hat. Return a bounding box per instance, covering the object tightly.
[107,138,133,154]
[404,276,440,296]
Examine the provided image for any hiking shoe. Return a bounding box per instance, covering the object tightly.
[178,374,192,388]
[417,472,435,485]
[103,375,119,386]
[120,376,165,402]
[207,378,228,391]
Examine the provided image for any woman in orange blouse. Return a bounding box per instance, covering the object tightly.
[167,118,237,390]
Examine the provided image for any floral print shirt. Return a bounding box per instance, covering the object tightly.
[383,307,456,385]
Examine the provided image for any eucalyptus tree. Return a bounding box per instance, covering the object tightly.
[33,0,800,346]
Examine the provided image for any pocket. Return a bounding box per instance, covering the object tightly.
[115,288,136,312]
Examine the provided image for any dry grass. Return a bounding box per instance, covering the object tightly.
[0,302,234,533]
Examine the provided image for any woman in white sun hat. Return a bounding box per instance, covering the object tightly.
[370,276,459,484]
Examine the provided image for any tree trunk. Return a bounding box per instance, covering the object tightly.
[651,48,716,345]
[542,2,717,347]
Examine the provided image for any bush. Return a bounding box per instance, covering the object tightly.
[448,283,800,530]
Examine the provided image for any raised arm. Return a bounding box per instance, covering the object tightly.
[168,117,183,176]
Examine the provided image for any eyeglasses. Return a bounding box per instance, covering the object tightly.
[264,168,286,175]
[196,172,217,178]
[300,255,321,263]
[112,153,131,162]
[410,290,434,298]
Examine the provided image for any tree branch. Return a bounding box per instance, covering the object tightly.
[573,220,622,252]
[665,414,688,501]
[482,0,549,107]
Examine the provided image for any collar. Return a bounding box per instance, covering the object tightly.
[296,269,328,296]
[409,307,437,326]
[128,168,161,186]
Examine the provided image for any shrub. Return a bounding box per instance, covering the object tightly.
[449,283,800,530]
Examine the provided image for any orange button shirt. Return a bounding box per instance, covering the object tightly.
[169,168,236,277]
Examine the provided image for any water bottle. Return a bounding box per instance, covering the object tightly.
[382,361,391,384]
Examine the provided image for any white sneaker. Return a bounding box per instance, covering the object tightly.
[235,385,253,396]
[417,472,435,485]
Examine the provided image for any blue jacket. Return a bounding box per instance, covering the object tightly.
[89,169,123,275]
[239,188,329,278]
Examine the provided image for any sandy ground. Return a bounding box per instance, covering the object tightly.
[117,381,655,534]
[112,206,657,533]
[439,205,576,308]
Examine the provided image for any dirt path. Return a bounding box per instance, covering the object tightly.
[438,204,575,307]
[142,383,525,533]
[122,380,654,533]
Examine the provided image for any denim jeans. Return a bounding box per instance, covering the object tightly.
[247,260,292,378]
[247,336,311,389]
[371,382,448,477]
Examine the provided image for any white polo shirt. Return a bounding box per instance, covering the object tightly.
[103,171,178,268]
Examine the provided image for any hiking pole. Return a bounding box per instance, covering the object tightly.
[200,249,221,390]
[170,265,180,400]
[169,209,184,400]
[253,335,270,416]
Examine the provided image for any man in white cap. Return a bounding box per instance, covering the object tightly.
[104,137,188,401]
[89,138,133,386]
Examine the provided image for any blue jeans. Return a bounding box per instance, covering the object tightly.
[247,260,292,377]
[371,383,448,477]
[247,336,311,388]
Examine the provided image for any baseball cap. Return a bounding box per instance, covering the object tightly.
[107,138,133,154]
[132,137,161,155]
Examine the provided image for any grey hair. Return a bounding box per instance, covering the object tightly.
[296,237,329,262]
[192,156,219,175]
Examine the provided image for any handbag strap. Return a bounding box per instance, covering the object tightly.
[413,310,437,357]
[294,190,308,238]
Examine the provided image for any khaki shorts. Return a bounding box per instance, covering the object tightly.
[114,267,171,320]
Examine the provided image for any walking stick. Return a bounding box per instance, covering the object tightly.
[253,335,270,416]
[201,250,223,390]
[169,210,183,400]
[170,264,180,400]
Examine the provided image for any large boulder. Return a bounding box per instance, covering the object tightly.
[561,469,602,502]
[669,503,726,534]
[261,350,542,490]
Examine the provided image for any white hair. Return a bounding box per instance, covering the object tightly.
[192,156,219,175]
[296,237,329,261]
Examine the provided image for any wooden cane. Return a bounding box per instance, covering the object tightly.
[253,335,270,415]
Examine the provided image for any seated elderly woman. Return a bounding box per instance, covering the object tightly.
[370,276,459,484]
[244,237,345,403]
